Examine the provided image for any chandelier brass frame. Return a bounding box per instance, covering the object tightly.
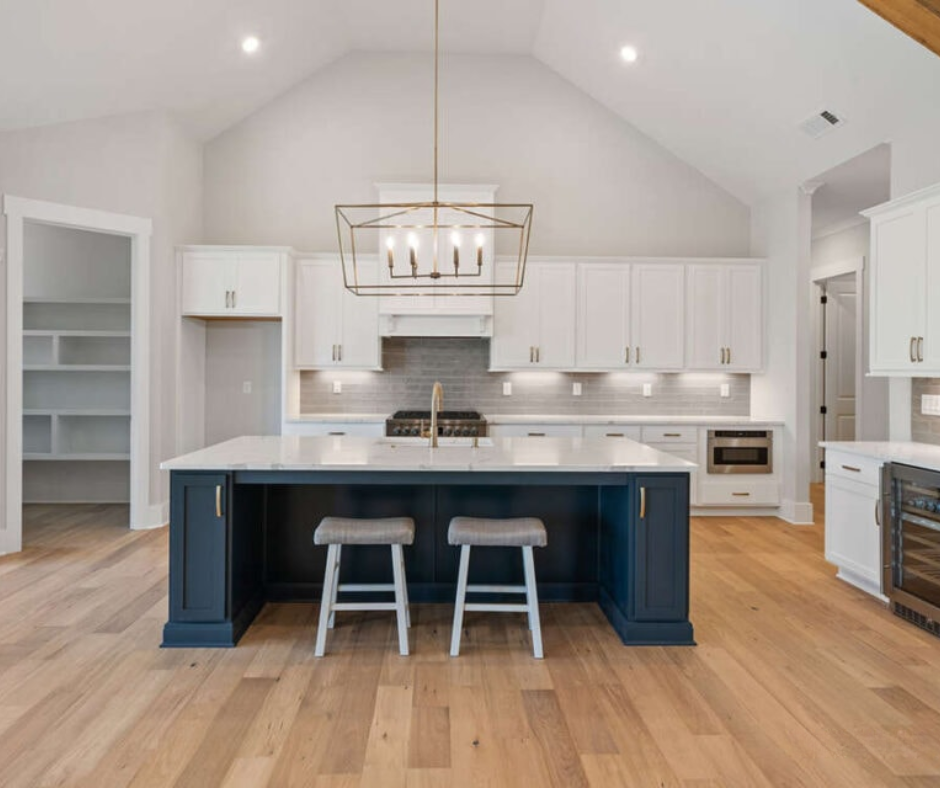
[334,0,533,297]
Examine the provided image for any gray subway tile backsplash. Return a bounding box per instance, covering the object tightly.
[912,378,940,445]
[300,338,750,417]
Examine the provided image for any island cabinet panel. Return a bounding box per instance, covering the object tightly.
[164,473,264,647]
[631,475,689,622]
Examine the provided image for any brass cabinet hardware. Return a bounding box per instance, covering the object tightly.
[225,290,231,308]
[910,336,917,363]
[875,499,881,526]
[332,344,337,361]
[663,433,681,438]
[636,347,641,364]
[529,346,534,363]
[215,485,223,518]
[720,347,726,365]
[625,346,630,364]
[328,431,346,436]
[606,432,625,438]
[639,486,646,519]
[338,344,342,362]
[232,290,236,308]
[731,492,751,497]
[841,465,861,473]
[528,432,546,437]
[727,347,731,365]
[918,337,924,363]
[536,347,541,363]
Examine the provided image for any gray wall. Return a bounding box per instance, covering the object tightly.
[203,52,750,258]
[301,338,750,417]
[912,378,940,445]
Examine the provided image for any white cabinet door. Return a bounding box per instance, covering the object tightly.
[577,263,631,369]
[181,253,230,315]
[295,260,340,368]
[233,253,281,316]
[922,200,940,371]
[825,475,882,595]
[685,265,724,369]
[631,264,684,369]
[491,261,539,368]
[725,265,762,371]
[870,208,924,372]
[339,259,381,369]
[536,264,577,368]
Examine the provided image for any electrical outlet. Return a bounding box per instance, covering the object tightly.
[642,383,652,397]
[242,381,252,394]
[922,394,940,415]
[572,382,582,396]
[332,380,342,394]
[720,383,730,398]
[503,381,512,396]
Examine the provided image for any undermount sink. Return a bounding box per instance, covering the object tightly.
[379,436,494,448]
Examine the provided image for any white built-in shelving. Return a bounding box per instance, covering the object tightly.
[22,222,133,502]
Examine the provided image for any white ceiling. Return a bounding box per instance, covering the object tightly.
[2,0,939,204]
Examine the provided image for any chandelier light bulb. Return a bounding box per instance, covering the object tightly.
[620,45,638,63]
[386,236,395,269]
[242,36,261,54]
[451,232,462,247]
[475,233,485,248]
[408,232,419,250]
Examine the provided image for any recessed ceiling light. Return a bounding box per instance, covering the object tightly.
[241,36,260,54]
[620,45,639,63]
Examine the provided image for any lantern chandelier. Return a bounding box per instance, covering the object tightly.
[334,0,533,297]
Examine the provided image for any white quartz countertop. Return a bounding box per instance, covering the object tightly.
[161,435,697,473]
[821,441,940,473]
[287,413,784,426]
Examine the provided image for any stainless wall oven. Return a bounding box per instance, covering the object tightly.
[883,462,940,637]
[706,430,773,474]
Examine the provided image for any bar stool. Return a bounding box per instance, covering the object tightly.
[448,517,547,659]
[313,516,414,657]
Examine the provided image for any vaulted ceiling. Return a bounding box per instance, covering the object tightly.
[2,0,939,204]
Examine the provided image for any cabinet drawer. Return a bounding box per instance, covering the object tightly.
[640,426,697,444]
[281,421,384,437]
[697,479,780,506]
[825,451,882,487]
[583,425,642,441]
[489,424,583,438]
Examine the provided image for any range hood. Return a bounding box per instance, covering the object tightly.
[379,311,493,338]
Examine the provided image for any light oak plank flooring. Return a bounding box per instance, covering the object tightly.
[2,493,940,787]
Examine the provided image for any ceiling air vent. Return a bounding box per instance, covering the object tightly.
[799,109,845,140]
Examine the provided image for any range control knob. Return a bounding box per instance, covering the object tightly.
[409,427,420,436]
[443,426,453,437]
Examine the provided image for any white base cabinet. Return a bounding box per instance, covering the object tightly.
[824,451,885,598]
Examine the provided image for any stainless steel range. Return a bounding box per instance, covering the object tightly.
[386,410,487,438]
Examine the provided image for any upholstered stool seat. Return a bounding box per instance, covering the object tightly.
[447,516,547,659]
[314,517,415,657]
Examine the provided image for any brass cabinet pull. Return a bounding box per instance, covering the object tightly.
[720,347,726,365]
[338,344,342,362]
[732,492,751,497]
[232,290,236,308]
[910,336,917,363]
[528,432,546,437]
[625,346,630,364]
[332,344,337,361]
[606,432,625,438]
[875,499,881,526]
[536,347,541,363]
[529,346,534,363]
[640,486,646,519]
[215,485,223,518]
[918,337,924,363]
[841,465,861,473]
[727,347,731,365]
[636,347,641,364]
[225,290,231,308]
[328,431,346,436]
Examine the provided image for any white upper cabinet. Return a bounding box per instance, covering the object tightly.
[686,263,762,371]
[294,257,380,370]
[631,264,685,370]
[865,183,940,375]
[577,263,631,369]
[491,262,576,369]
[180,249,282,317]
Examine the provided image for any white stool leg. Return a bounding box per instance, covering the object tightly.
[390,544,410,656]
[450,544,471,657]
[315,543,340,657]
[397,546,411,628]
[522,546,543,659]
[328,544,342,629]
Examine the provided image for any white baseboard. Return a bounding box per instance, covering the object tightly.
[779,499,815,525]
[691,507,782,518]
[133,501,168,530]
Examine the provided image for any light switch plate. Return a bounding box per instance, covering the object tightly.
[572,382,582,396]
[720,383,730,398]
[642,383,652,397]
[242,381,252,394]
[922,394,940,415]
[503,381,512,396]
[332,380,342,394]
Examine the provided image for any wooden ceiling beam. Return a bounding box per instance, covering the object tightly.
[857,0,940,57]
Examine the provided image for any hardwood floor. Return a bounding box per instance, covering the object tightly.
[2,495,940,787]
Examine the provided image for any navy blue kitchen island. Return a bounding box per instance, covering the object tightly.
[160,435,695,649]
